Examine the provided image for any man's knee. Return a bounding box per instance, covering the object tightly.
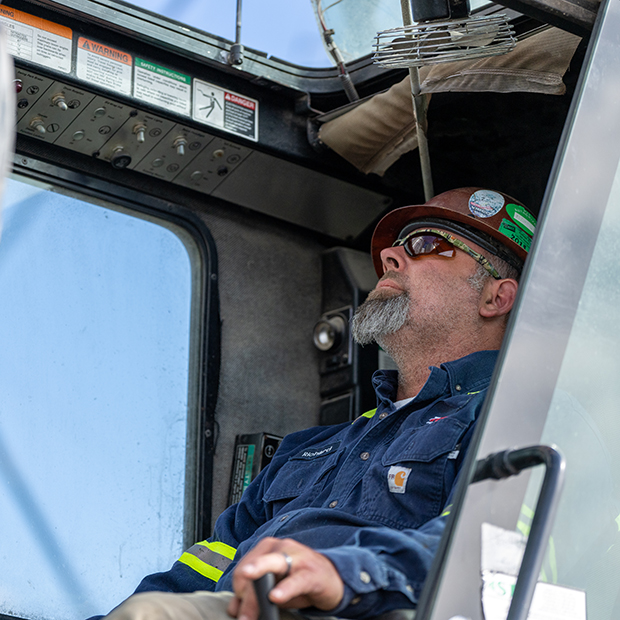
[105,591,235,620]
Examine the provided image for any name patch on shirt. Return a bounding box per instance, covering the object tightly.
[388,465,412,494]
[292,441,340,460]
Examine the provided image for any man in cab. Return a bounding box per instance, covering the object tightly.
[101,187,535,620]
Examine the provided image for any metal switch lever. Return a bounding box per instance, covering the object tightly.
[174,136,188,156]
[133,123,147,143]
[51,93,68,111]
[29,117,46,134]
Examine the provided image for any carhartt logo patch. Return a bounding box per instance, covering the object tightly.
[388,466,412,494]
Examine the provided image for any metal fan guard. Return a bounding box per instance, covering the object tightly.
[373,15,517,68]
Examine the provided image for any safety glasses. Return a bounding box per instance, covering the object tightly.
[392,228,502,279]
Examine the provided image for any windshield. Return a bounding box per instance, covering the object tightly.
[120,0,492,68]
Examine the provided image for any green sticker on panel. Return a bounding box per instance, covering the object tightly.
[242,444,255,492]
[506,204,536,237]
[499,219,532,253]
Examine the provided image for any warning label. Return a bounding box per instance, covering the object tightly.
[76,37,132,95]
[0,6,72,73]
[134,58,190,116]
[192,79,258,141]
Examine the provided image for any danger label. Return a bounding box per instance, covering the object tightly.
[0,6,72,73]
[76,37,132,95]
[193,79,258,141]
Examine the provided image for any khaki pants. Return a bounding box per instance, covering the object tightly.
[104,591,306,620]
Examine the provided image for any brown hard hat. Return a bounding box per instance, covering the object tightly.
[370,187,537,277]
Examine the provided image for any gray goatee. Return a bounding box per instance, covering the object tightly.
[351,291,410,346]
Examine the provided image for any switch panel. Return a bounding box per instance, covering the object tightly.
[96,112,176,170]
[133,125,214,182]
[15,69,55,122]
[173,137,251,194]
[16,81,96,142]
[54,97,131,156]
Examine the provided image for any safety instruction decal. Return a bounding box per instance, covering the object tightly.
[134,58,191,116]
[77,37,132,95]
[192,79,258,141]
[0,6,72,73]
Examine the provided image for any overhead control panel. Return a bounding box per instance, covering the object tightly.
[5,1,391,240]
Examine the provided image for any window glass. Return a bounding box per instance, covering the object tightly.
[120,0,494,68]
[315,0,493,61]
[123,0,331,67]
[521,160,620,619]
[0,177,195,619]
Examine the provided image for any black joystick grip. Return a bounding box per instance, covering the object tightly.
[253,573,279,620]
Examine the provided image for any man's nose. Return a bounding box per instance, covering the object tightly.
[379,246,408,273]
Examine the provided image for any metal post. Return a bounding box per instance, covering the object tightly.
[400,0,434,200]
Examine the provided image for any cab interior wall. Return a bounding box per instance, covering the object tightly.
[191,203,326,525]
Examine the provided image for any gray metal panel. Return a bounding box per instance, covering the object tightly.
[426,0,620,616]
[192,203,325,524]
[213,151,391,239]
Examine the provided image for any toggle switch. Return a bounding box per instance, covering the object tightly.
[133,123,147,144]
[173,136,188,157]
[51,93,68,111]
[29,117,46,134]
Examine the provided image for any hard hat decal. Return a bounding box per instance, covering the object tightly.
[469,190,505,218]
[388,465,412,494]
[499,219,532,253]
[506,203,536,236]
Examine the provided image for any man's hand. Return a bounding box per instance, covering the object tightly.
[227,537,344,620]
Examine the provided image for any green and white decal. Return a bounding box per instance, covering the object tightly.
[506,203,537,236]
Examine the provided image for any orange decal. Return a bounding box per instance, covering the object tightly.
[78,37,132,66]
[0,6,72,38]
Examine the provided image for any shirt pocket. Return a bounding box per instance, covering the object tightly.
[263,443,342,515]
[359,418,469,530]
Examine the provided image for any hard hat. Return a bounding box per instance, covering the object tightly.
[370,187,537,277]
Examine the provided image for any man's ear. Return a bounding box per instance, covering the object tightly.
[479,278,519,318]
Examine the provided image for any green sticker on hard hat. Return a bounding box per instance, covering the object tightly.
[469,190,505,218]
[499,219,532,252]
[506,203,536,237]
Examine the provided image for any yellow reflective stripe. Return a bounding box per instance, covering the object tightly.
[197,540,237,560]
[178,540,237,582]
[521,504,535,519]
[547,536,558,583]
[441,504,453,517]
[179,552,224,582]
[516,520,531,538]
[466,390,482,395]
[353,408,377,423]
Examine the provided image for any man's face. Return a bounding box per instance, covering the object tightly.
[352,228,491,347]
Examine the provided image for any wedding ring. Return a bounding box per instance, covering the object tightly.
[281,552,293,577]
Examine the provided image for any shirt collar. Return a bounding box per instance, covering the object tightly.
[372,349,499,410]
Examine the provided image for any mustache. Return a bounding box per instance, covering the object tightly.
[378,270,407,287]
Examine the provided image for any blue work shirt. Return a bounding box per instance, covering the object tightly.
[134,350,498,618]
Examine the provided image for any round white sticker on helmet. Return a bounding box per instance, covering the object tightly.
[469,190,505,218]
